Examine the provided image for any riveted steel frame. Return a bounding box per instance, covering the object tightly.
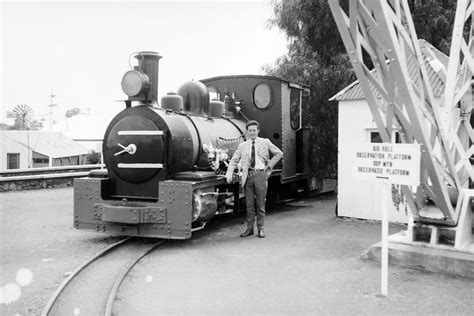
[74,176,227,239]
[329,0,474,226]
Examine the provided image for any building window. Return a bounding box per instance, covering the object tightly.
[290,88,301,130]
[7,153,20,169]
[370,131,383,143]
[33,158,49,164]
[369,130,402,143]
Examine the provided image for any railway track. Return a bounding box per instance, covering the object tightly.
[41,237,164,316]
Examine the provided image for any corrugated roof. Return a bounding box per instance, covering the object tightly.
[0,131,89,158]
[330,39,448,101]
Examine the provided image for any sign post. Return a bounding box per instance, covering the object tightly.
[351,142,421,296]
[381,181,389,296]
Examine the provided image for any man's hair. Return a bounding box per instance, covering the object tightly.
[246,120,260,129]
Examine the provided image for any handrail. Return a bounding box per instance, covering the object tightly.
[0,164,104,176]
[0,171,92,182]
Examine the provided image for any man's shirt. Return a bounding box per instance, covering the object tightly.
[226,137,283,185]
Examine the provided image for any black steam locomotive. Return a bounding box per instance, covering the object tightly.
[74,51,312,239]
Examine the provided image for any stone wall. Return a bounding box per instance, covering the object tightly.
[0,168,101,192]
[1,177,75,191]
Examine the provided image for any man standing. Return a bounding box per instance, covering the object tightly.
[226,120,283,238]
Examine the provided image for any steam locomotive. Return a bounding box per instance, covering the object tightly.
[74,51,312,239]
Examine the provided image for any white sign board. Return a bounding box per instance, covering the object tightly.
[351,142,421,186]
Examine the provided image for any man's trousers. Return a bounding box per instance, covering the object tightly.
[244,170,268,230]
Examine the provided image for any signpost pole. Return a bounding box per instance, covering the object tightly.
[351,142,421,298]
[381,182,389,296]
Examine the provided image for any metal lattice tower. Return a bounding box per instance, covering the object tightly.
[328,0,474,227]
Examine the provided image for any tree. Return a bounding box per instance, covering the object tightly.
[409,0,458,55]
[265,1,354,181]
[86,150,101,164]
[266,0,458,182]
[65,107,81,118]
[30,119,43,130]
[0,123,10,130]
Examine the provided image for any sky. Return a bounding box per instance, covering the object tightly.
[0,0,289,125]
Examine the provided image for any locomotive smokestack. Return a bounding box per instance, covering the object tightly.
[121,51,162,104]
[138,51,161,102]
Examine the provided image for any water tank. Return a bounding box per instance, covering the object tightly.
[161,92,183,112]
[177,81,210,116]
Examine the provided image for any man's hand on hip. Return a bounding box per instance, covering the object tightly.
[265,166,272,178]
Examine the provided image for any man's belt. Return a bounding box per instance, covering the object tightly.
[248,168,265,178]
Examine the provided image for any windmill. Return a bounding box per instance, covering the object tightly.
[12,104,34,130]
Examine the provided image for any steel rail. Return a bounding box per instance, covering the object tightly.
[104,240,165,316]
[40,237,132,316]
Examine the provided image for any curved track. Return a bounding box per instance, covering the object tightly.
[41,237,164,316]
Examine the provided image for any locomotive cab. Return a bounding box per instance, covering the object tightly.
[200,75,312,199]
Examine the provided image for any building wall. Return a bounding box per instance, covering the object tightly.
[337,99,409,223]
[53,155,87,166]
[1,136,89,170]
[32,152,49,168]
[0,136,30,169]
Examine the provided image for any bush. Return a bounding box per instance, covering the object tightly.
[86,150,101,164]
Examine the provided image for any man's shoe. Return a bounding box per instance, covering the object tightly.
[240,230,254,237]
[258,229,265,238]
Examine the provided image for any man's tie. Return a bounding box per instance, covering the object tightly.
[251,140,255,168]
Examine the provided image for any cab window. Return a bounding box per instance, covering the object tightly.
[253,83,272,109]
[208,86,220,100]
[290,88,301,130]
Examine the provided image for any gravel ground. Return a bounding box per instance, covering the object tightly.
[116,195,474,315]
[1,188,473,315]
[0,188,123,315]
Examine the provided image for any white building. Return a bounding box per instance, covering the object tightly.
[56,112,109,153]
[0,131,89,169]
[330,40,448,223]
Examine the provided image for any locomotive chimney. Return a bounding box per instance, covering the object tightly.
[121,51,162,105]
